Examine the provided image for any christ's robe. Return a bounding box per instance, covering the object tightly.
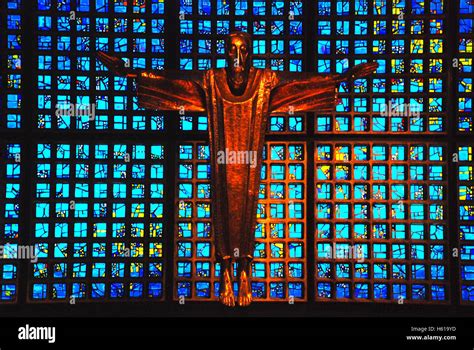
[137,68,340,259]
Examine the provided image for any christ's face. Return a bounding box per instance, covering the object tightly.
[226,34,251,95]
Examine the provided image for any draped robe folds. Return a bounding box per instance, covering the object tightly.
[136,67,340,259]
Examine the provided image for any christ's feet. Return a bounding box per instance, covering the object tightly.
[238,269,252,307]
[237,258,253,307]
[219,263,235,307]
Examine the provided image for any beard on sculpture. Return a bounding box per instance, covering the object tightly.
[227,63,249,93]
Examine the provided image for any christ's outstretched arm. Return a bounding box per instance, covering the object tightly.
[97,51,207,112]
[269,62,378,114]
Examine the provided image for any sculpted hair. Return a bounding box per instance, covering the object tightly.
[226,31,252,48]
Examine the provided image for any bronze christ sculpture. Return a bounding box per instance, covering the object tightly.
[97,31,377,307]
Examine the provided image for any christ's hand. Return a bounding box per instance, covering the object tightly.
[97,51,137,78]
[342,62,379,82]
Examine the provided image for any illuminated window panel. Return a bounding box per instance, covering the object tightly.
[0,143,21,302]
[30,142,165,301]
[1,0,22,129]
[35,0,165,131]
[256,142,307,300]
[315,142,449,303]
[268,115,305,134]
[178,113,306,134]
[458,145,474,303]
[179,0,303,71]
[457,0,473,133]
[315,0,447,134]
[175,142,306,301]
[178,0,305,133]
[179,114,209,132]
[175,142,214,300]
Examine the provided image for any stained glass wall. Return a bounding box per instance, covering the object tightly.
[0,143,21,301]
[30,0,167,302]
[175,142,307,301]
[0,0,22,302]
[178,0,303,71]
[315,142,448,302]
[2,0,22,129]
[31,142,165,301]
[0,0,471,306]
[175,142,213,299]
[35,0,165,132]
[457,0,473,134]
[312,0,452,304]
[459,145,474,303]
[315,0,447,134]
[457,0,474,304]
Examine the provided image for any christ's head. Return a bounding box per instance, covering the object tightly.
[225,31,252,95]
